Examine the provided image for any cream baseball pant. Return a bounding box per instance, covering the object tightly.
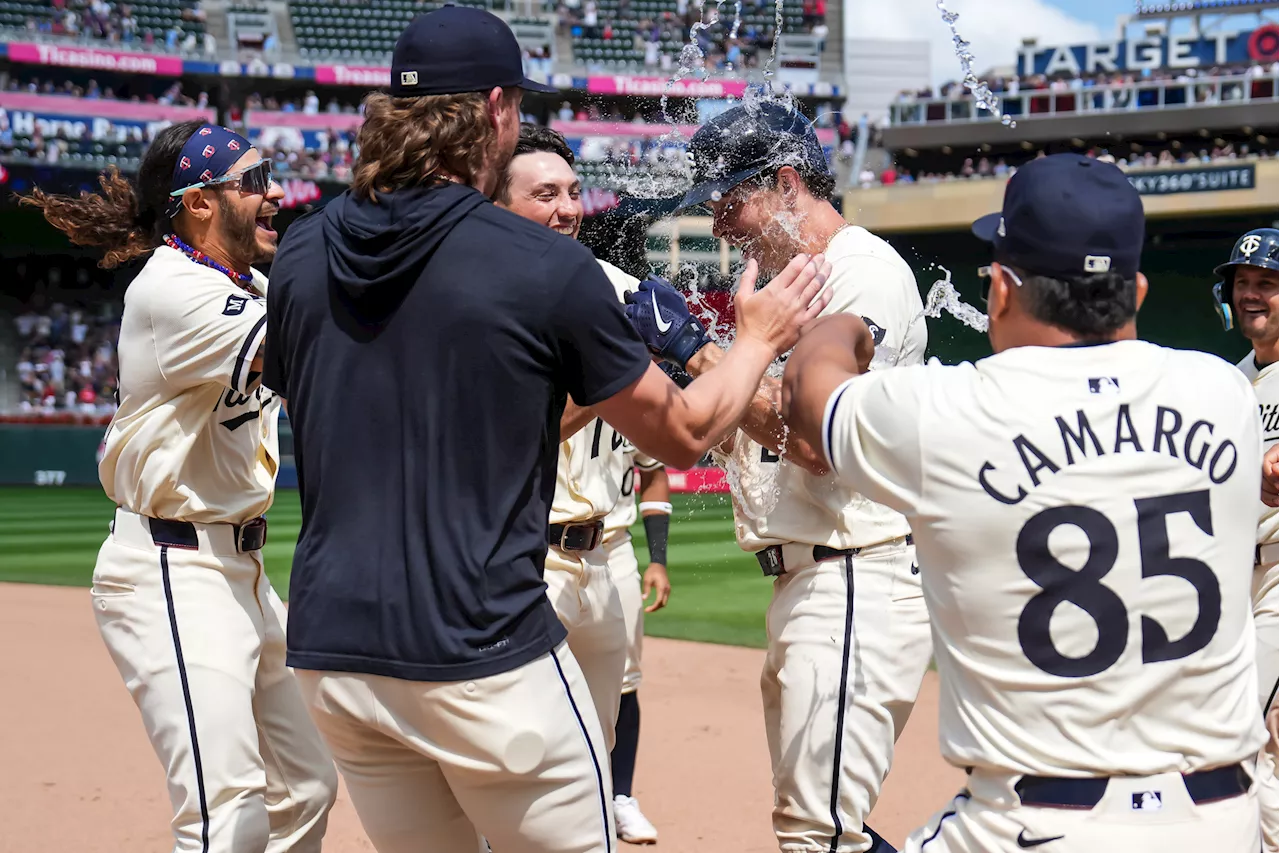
[91,508,338,853]
[296,641,616,853]
[545,544,628,749]
[762,537,933,853]
[906,766,1261,853]
[603,532,644,695]
[1255,555,1279,853]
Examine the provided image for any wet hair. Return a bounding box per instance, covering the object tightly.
[353,89,519,201]
[495,123,575,204]
[754,160,836,203]
[18,119,206,269]
[1010,266,1139,339]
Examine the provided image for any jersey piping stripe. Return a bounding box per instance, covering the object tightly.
[550,648,613,852]
[823,381,854,478]
[919,791,970,848]
[161,545,212,853]
[826,554,856,852]
[231,315,267,394]
[1266,678,1278,717]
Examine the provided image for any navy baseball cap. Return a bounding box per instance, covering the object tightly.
[676,101,830,212]
[390,5,558,97]
[972,153,1145,279]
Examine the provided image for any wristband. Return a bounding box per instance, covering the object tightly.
[642,513,670,566]
[638,501,673,514]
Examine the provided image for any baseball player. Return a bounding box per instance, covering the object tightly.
[627,102,927,853]
[1212,226,1280,851]
[782,153,1268,853]
[21,121,337,852]
[604,444,672,844]
[495,124,674,843]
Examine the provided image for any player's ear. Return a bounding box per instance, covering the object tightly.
[988,263,1013,321]
[1134,271,1149,313]
[485,86,505,131]
[181,188,214,223]
[777,166,801,202]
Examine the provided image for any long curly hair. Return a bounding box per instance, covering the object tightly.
[352,89,516,200]
[18,119,206,269]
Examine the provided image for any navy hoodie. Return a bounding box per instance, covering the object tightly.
[263,181,650,681]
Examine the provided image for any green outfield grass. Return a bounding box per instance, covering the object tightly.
[0,486,771,648]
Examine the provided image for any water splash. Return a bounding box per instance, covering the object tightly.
[762,0,785,78]
[933,0,1016,128]
[916,265,990,332]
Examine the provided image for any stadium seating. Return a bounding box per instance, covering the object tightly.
[0,0,206,44]
[569,0,809,70]
[288,0,539,61]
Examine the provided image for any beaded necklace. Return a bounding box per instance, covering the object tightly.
[163,233,255,289]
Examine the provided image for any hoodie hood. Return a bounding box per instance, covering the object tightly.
[322,181,490,298]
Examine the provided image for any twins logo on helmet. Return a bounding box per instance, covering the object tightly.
[1211,227,1279,331]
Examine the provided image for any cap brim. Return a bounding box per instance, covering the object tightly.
[673,165,766,214]
[971,212,1002,243]
[518,77,559,94]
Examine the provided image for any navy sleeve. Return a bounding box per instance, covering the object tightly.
[261,290,287,399]
[551,256,652,406]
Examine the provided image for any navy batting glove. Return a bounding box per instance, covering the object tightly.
[623,276,711,370]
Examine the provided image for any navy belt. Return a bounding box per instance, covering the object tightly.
[549,520,604,552]
[1014,763,1249,809]
[755,534,913,577]
[147,516,268,553]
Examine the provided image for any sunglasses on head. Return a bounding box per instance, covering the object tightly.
[169,160,274,202]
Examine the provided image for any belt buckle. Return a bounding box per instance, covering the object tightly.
[237,517,268,552]
[585,522,603,552]
[757,546,785,577]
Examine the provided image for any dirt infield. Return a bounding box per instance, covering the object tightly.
[0,582,964,852]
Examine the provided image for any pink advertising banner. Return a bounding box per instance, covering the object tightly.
[244,109,364,131]
[6,42,185,76]
[0,91,214,122]
[313,65,391,87]
[585,75,749,98]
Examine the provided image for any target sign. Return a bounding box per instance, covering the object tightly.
[1249,24,1278,63]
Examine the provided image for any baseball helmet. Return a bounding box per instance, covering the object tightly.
[675,101,831,213]
[1211,227,1279,331]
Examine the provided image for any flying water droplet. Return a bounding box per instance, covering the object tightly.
[710,190,723,202]
[933,0,1017,129]
[914,265,990,332]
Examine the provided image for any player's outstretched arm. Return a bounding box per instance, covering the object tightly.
[596,255,830,469]
[684,343,828,475]
[779,314,876,458]
[623,257,833,474]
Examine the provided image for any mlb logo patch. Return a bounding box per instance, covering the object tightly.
[223,295,248,316]
[400,70,418,86]
[227,140,240,151]
[1131,791,1163,811]
[1088,377,1121,395]
[202,145,217,158]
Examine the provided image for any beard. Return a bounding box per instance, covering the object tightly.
[216,193,269,266]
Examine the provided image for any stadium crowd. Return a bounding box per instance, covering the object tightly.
[895,60,1278,121]
[17,0,215,54]
[12,301,119,416]
[858,141,1279,187]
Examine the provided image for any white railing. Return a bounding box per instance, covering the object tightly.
[889,70,1279,126]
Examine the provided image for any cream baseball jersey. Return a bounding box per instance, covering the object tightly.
[604,447,664,537]
[823,340,1268,776]
[719,225,925,551]
[550,259,643,525]
[1239,353,1278,551]
[100,245,280,525]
